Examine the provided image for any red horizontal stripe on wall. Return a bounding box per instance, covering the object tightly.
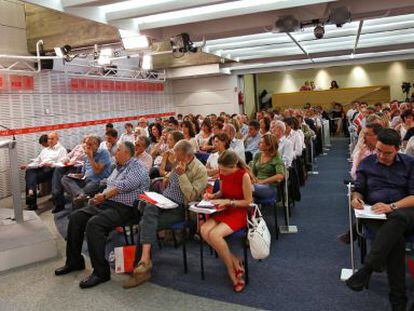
[0,112,175,137]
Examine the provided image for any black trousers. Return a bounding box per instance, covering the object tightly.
[51,166,80,207]
[364,208,414,307]
[25,167,54,206]
[66,200,137,279]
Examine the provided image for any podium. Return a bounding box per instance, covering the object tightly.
[0,139,57,272]
[0,140,23,223]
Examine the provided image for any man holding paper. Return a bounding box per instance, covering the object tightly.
[54,141,150,289]
[346,128,414,311]
[123,140,207,289]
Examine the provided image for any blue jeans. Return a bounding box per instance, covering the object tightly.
[253,184,277,201]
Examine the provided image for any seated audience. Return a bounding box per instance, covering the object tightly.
[259,118,271,136]
[99,128,119,160]
[249,134,285,200]
[149,123,166,158]
[350,123,382,180]
[167,117,180,131]
[196,119,213,151]
[23,132,67,210]
[346,128,414,311]
[123,140,207,289]
[244,120,261,163]
[271,120,294,167]
[201,150,253,292]
[134,136,153,171]
[55,141,150,289]
[159,131,185,177]
[300,81,312,91]
[135,117,149,137]
[224,123,246,162]
[38,134,49,148]
[330,80,339,89]
[51,136,88,213]
[206,133,230,177]
[182,120,199,152]
[61,135,112,208]
[284,117,303,159]
[119,123,135,144]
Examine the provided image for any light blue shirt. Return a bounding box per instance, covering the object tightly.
[82,148,112,183]
[244,133,261,155]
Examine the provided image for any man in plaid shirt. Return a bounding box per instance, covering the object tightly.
[54,141,150,289]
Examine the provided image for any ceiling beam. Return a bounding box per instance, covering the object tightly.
[62,0,123,8]
[106,0,232,22]
[129,0,336,31]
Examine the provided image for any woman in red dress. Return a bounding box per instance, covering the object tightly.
[201,150,253,292]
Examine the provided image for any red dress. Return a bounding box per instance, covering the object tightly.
[212,168,247,231]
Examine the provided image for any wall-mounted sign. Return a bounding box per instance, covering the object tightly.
[70,78,164,92]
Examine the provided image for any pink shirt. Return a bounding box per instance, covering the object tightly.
[67,144,85,166]
[350,148,375,180]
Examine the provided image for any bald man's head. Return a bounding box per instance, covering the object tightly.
[48,132,59,147]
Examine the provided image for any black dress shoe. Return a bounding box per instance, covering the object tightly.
[55,262,85,276]
[51,205,65,214]
[79,273,110,289]
[346,266,373,291]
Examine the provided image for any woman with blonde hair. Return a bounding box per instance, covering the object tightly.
[201,150,253,293]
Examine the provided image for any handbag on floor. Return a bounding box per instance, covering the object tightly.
[247,204,271,260]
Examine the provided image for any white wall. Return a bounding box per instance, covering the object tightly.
[0,0,27,55]
[172,75,239,116]
[0,71,174,199]
[258,61,414,101]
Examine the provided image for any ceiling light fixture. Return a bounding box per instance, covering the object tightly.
[119,29,150,50]
[54,45,72,61]
[97,48,113,66]
[141,54,152,70]
[314,24,325,39]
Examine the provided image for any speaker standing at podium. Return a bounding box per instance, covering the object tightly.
[21,132,67,210]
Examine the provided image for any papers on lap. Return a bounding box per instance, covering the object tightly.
[189,200,219,214]
[139,192,178,209]
[354,204,387,220]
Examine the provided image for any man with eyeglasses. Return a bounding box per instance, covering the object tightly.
[346,128,414,311]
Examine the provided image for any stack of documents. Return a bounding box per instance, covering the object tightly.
[354,205,387,220]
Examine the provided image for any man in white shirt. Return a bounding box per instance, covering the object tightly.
[283,117,303,158]
[224,123,246,163]
[272,120,294,167]
[135,117,149,137]
[23,132,67,210]
[119,123,135,144]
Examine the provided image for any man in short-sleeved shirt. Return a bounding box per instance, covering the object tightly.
[347,128,414,310]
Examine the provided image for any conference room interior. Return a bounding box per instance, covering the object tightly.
[2,0,414,310]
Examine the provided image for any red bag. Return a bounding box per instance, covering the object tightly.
[407,256,414,279]
[115,245,136,273]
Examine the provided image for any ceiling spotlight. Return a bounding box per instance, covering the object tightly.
[54,45,72,60]
[119,29,150,50]
[170,33,198,57]
[350,53,355,59]
[97,48,113,66]
[275,15,300,33]
[141,54,153,70]
[329,6,351,27]
[314,25,325,39]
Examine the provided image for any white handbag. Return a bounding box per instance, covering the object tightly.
[247,204,271,260]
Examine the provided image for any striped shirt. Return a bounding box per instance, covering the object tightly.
[106,158,150,207]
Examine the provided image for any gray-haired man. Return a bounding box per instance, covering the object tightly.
[55,142,150,289]
[123,140,207,289]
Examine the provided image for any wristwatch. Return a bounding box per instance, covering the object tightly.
[390,203,398,210]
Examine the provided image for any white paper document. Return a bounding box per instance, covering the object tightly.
[354,204,387,220]
[143,192,178,209]
[189,201,218,214]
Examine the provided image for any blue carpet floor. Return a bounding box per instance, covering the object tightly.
[54,138,413,310]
